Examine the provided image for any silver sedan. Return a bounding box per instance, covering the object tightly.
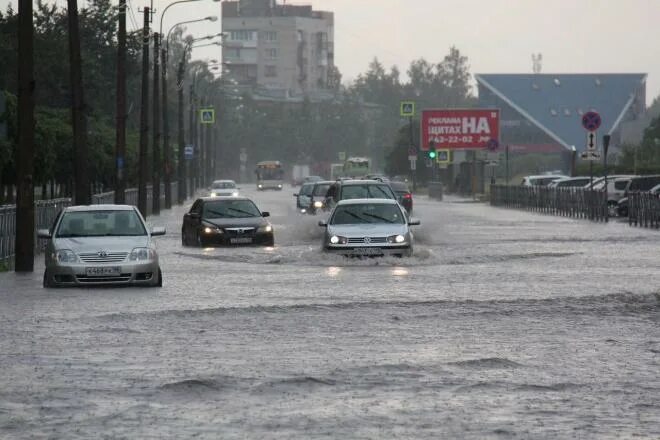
[319,199,420,257]
[39,205,165,287]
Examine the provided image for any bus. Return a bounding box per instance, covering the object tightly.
[255,160,284,190]
[334,157,371,179]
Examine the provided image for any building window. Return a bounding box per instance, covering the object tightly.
[550,109,558,117]
[224,48,241,59]
[229,30,255,41]
[265,48,278,59]
[264,31,277,42]
[265,65,277,77]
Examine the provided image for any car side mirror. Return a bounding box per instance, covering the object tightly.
[408,218,421,226]
[189,212,200,219]
[37,229,52,239]
[318,220,327,227]
[261,212,270,217]
[293,193,298,197]
[151,226,166,236]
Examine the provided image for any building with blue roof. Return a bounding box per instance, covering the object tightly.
[475,73,647,156]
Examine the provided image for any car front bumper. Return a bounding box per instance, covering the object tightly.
[45,261,160,286]
[200,231,274,246]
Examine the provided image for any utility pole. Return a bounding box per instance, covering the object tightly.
[205,108,213,185]
[152,32,161,215]
[177,60,187,204]
[15,0,35,272]
[114,0,127,204]
[189,82,196,194]
[161,46,172,208]
[137,7,150,217]
[68,0,89,204]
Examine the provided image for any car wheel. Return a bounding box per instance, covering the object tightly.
[265,236,275,247]
[181,230,187,246]
[155,268,163,287]
[196,232,204,247]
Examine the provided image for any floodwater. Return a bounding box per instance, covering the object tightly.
[1,188,659,439]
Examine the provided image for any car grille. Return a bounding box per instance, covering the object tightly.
[78,252,128,263]
[76,274,132,283]
[224,227,256,238]
[347,237,387,244]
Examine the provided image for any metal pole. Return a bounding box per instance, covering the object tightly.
[505,145,509,185]
[137,7,150,217]
[603,134,611,221]
[177,60,186,204]
[152,32,161,215]
[68,0,89,205]
[15,0,35,272]
[408,115,416,191]
[161,46,172,209]
[189,82,196,193]
[114,0,127,204]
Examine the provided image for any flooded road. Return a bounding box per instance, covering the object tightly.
[1,187,659,438]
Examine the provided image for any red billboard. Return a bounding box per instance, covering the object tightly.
[421,109,500,150]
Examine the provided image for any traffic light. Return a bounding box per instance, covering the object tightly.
[428,147,437,160]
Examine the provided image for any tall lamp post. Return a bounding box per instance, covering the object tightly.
[162,15,217,207]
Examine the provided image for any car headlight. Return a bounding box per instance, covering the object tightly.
[231,192,239,197]
[278,184,282,188]
[55,249,78,263]
[387,234,406,244]
[258,225,273,233]
[258,184,263,188]
[210,192,217,197]
[129,247,155,261]
[202,224,222,234]
[329,235,348,245]
[313,201,324,209]
[300,208,307,214]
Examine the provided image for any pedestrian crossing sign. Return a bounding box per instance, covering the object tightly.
[200,108,215,124]
[400,101,415,117]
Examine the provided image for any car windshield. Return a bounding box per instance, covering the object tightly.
[56,210,146,237]
[331,203,405,225]
[211,182,236,189]
[340,184,394,200]
[313,184,331,196]
[203,200,261,218]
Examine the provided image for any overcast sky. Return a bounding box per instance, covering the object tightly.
[5,0,660,103]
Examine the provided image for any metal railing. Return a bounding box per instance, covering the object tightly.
[1,182,183,268]
[628,192,660,229]
[490,185,608,222]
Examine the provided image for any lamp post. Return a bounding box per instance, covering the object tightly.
[163,16,217,207]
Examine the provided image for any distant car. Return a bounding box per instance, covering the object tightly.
[324,179,397,211]
[294,180,332,214]
[303,175,323,184]
[521,175,568,186]
[182,197,274,247]
[616,176,660,217]
[319,198,420,257]
[389,181,413,214]
[208,179,239,197]
[547,176,593,188]
[39,205,166,287]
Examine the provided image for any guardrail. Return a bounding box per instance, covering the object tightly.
[1,182,182,269]
[490,185,608,221]
[628,192,660,228]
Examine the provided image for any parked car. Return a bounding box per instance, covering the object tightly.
[303,175,324,184]
[324,179,397,211]
[319,198,420,257]
[182,197,274,246]
[294,180,332,214]
[389,181,413,214]
[547,176,592,188]
[521,174,568,186]
[39,205,166,287]
[616,175,660,217]
[208,179,239,197]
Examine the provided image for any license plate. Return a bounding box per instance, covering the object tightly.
[351,247,382,255]
[85,266,121,277]
[230,238,253,244]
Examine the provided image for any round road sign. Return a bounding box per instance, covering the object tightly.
[581,111,601,132]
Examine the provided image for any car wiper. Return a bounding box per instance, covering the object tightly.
[340,210,369,223]
[227,207,258,217]
[205,209,234,218]
[56,233,86,238]
[361,212,395,223]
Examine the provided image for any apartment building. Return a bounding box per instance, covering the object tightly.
[221,0,335,97]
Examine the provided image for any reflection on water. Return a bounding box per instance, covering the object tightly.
[325,266,342,277]
[391,267,409,277]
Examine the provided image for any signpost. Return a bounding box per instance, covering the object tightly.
[200,108,215,124]
[402,101,417,190]
[338,151,346,162]
[436,149,450,164]
[184,144,194,160]
[400,101,415,117]
[581,110,602,191]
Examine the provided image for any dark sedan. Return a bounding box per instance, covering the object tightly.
[182,197,274,247]
[389,181,413,214]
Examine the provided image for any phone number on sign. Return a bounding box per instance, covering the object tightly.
[431,136,474,144]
